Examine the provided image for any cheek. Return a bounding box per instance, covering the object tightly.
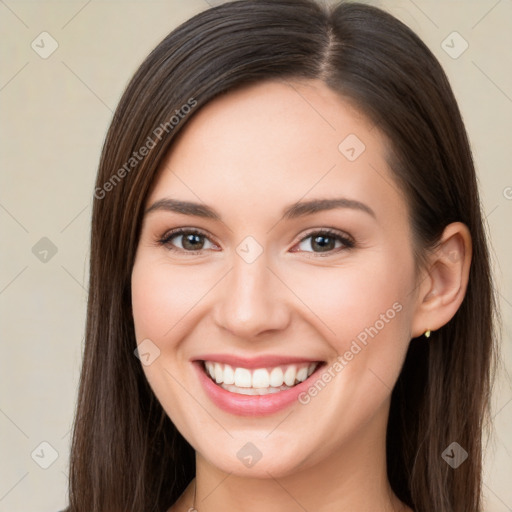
[284,253,415,395]
[131,258,211,343]
[130,257,213,437]
[282,256,413,343]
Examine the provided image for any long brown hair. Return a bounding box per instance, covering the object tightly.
[66,1,498,510]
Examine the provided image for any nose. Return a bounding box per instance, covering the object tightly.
[213,253,291,339]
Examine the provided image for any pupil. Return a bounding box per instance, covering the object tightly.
[313,235,333,252]
[180,233,335,252]
[184,233,203,250]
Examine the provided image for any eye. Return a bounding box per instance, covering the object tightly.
[291,228,355,256]
[157,227,354,257]
[157,228,218,254]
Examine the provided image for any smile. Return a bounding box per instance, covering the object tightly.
[193,355,326,416]
[202,361,319,395]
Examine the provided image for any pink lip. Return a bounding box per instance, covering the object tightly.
[192,353,321,369]
[192,360,324,416]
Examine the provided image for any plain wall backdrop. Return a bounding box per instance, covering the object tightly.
[1,0,511,510]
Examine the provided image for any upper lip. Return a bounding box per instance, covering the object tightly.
[192,354,324,369]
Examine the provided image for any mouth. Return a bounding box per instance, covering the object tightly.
[201,360,322,396]
[191,353,327,415]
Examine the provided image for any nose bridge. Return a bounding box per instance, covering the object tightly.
[213,248,289,337]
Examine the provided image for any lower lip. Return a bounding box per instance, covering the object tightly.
[193,361,323,416]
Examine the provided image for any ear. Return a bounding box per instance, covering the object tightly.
[411,222,472,338]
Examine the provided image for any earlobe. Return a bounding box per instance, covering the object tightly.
[411,222,472,338]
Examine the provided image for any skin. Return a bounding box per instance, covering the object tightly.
[131,79,472,512]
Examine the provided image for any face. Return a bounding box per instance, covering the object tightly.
[131,79,419,478]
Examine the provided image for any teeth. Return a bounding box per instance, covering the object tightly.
[234,367,252,388]
[252,368,269,388]
[223,364,235,385]
[269,367,284,387]
[214,362,223,384]
[220,383,293,395]
[284,365,297,386]
[296,366,309,383]
[203,360,319,390]
[205,362,215,380]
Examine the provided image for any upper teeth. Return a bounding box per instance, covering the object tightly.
[204,361,318,388]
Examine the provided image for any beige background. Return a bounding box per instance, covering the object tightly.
[0,0,511,510]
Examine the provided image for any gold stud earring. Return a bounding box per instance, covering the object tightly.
[424,329,431,338]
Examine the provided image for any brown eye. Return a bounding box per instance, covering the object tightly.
[157,227,354,257]
[293,229,354,255]
[158,229,216,254]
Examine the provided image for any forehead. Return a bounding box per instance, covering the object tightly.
[148,79,407,227]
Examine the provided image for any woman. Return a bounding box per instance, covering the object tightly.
[66,1,498,511]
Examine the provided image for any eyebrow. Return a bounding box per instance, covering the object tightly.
[145,197,376,220]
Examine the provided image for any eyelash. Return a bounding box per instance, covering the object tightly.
[156,227,355,257]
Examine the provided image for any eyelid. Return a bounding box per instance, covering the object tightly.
[158,227,218,254]
[295,227,354,246]
[157,226,355,255]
